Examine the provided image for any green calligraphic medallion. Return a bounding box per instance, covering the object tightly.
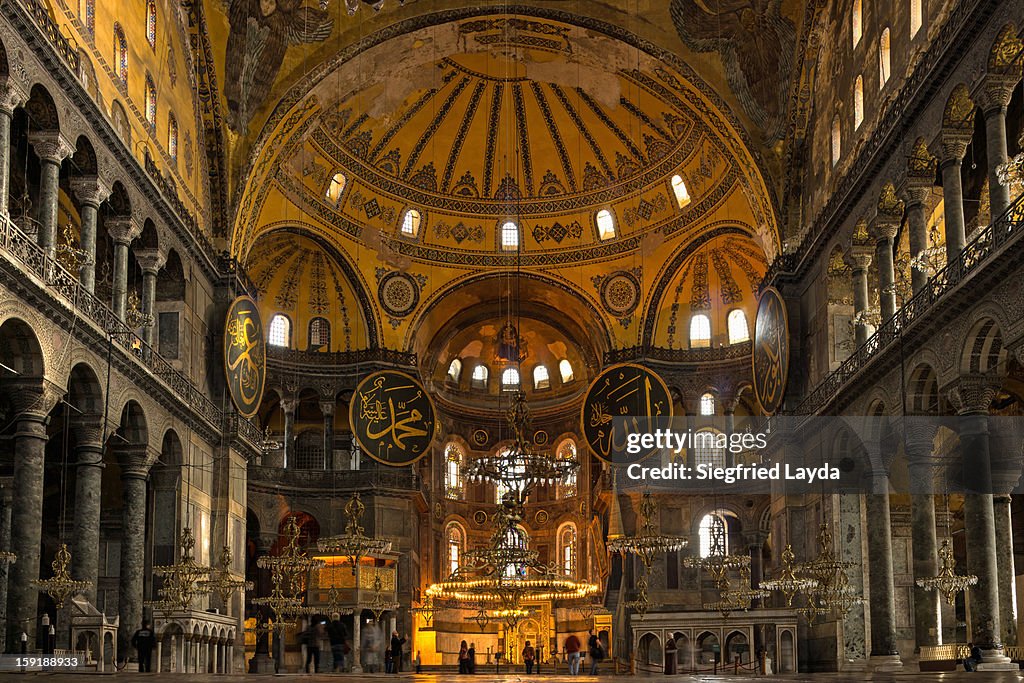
[752,286,790,416]
[223,295,266,418]
[350,370,436,466]
[580,363,672,464]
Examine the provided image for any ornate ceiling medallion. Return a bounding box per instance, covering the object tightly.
[377,271,420,318]
[598,270,642,317]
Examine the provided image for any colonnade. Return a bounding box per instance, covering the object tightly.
[154,632,236,673]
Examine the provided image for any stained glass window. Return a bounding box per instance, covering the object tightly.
[167,114,178,160]
[113,24,127,85]
[146,0,157,49]
[144,74,156,126]
[83,0,95,36]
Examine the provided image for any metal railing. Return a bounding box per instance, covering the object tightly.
[21,0,79,72]
[247,465,419,491]
[795,193,1024,415]
[605,341,752,365]
[267,346,417,368]
[0,215,262,446]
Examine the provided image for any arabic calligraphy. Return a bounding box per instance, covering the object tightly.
[224,296,266,418]
[752,287,789,415]
[350,371,436,466]
[580,363,672,463]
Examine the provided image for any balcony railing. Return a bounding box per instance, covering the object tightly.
[605,341,752,365]
[247,465,420,491]
[267,346,417,369]
[21,0,79,72]
[795,193,1024,416]
[0,215,261,447]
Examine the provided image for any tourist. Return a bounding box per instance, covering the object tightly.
[564,632,581,675]
[522,640,536,674]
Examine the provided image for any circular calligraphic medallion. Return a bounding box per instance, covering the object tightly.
[752,286,790,416]
[580,363,672,464]
[378,272,419,317]
[472,429,489,447]
[350,370,436,466]
[600,271,641,316]
[223,295,266,418]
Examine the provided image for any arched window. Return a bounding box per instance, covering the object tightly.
[327,173,346,206]
[694,429,726,469]
[557,439,577,498]
[727,309,750,344]
[495,447,526,503]
[82,0,95,36]
[910,0,922,37]
[689,314,711,348]
[879,28,891,86]
[503,525,529,577]
[533,365,550,390]
[401,209,421,237]
[113,24,128,85]
[146,0,157,49]
[471,364,488,389]
[447,358,462,383]
[831,115,842,166]
[444,443,464,500]
[852,0,863,48]
[144,73,157,126]
[446,523,464,576]
[596,209,616,240]
[699,393,715,416]
[501,221,519,251]
[308,317,330,349]
[853,75,864,129]
[501,366,520,390]
[295,430,325,470]
[559,524,577,575]
[671,174,691,208]
[168,114,178,160]
[268,314,291,348]
[559,359,575,383]
[699,512,728,558]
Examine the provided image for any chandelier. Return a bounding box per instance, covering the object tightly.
[703,567,770,618]
[201,545,254,611]
[316,493,393,573]
[147,527,213,614]
[125,290,154,329]
[623,571,659,615]
[916,538,977,606]
[683,523,749,586]
[607,491,687,569]
[996,130,1024,192]
[410,595,437,626]
[0,550,14,565]
[760,544,818,607]
[253,516,325,622]
[365,571,400,622]
[260,426,282,458]
[56,223,91,270]
[32,543,91,608]
[795,523,863,620]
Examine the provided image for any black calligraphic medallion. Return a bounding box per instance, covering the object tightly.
[752,286,790,416]
[580,363,672,464]
[223,295,266,418]
[350,370,436,466]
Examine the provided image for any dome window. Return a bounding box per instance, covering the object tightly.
[727,309,750,344]
[327,173,346,205]
[471,364,489,389]
[690,314,711,348]
[501,221,519,251]
[268,314,291,348]
[447,358,462,382]
[559,359,575,383]
[700,392,716,416]
[501,367,520,390]
[533,365,550,390]
[401,209,421,237]
[596,209,616,240]
[671,175,691,208]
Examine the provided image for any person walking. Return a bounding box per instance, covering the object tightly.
[458,640,469,674]
[391,631,407,673]
[468,642,477,674]
[328,614,348,672]
[522,640,536,675]
[587,629,604,675]
[131,620,156,673]
[302,623,322,673]
[564,632,581,675]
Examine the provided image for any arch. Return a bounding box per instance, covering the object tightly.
[446,358,462,383]
[907,363,940,414]
[73,135,99,176]
[144,73,157,126]
[671,174,691,208]
[268,313,291,348]
[138,218,160,251]
[25,84,60,131]
[696,631,720,665]
[556,437,577,497]
[294,429,325,470]
[854,75,864,128]
[146,0,157,49]
[501,366,520,390]
[673,633,691,668]
[910,0,922,37]
[471,363,488,389]
[879,28,891,86]
[852,0,863,47]
[168,114,178,160]
[308,317,330,350]
[108,180,132,216]
[532,364,550,389]
[116,399,148,447]
[697,508,740,557]
[0,317,46,379]
[557,521,577,575]
[400,208,421,237]
[637,633,661,666]
[500,220,519,251]
[67,362,104,415]
[961,317,1005,375]
[596,208,616,240]
[699,392,716,416]
[327,172,346,205]
[725,630,749,664]
[943,84,975,130]
[559,359,575,383]
[277,511,320,547]
[689,313,711,348]
[779,630,796,672]
[157,249,185,301]
[0,39,8,86]
[727,308,749,344]
[110,100,131,144]
[831,115,842,166]
[445,520,465,576]
[113,23,128,84]
[443,441,464,500]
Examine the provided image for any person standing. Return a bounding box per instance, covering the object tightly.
[328,614,348,672]
[564,632,581,675]
[302,623,321,673]
[391,631,407,673]
[587,629,604,675]
[131,620,156,673]
[458,640,469,673]
[415,650,422,673]
[522,640,536,674]
[468,642,477,674]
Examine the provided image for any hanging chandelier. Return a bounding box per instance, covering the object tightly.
[201,545,254,611]
[916,538,977,606]
[760,544,818,607]
[56,223,91,270]
[607,491,687,569]
[683,523,749,586]
[253,516,325,621]
[703,566,770,618]
[125,290,154,329]
[32,543,91,608]
[410,595,437,626]
[316,493,393,573]
[365,571,400,622]
[795,523,863,620]
[996,131,1024,192]
[623,571,660,615]
[147,527,213,614]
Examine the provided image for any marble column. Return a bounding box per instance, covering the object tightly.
[117,462,150,661]
[6,389,54,651]
[900,184,934,294]
[26,133,71,258]
[845,249,874,346]
[993,495,1016,646]
[0,483,13,647]
[866,489,902,668]
[974,75,1018,219]
[905,423,941,649]
[69,177,110,293]
[0,84,27,216]
[871,220,899,322]
[937,134,971,262]
[134,249,165,347]
[320,401,335,470]
[281,398,296,469]
[105,217,141,321]
[71,415,105,605]
[948,377,1013,666]
[351,614,362,673]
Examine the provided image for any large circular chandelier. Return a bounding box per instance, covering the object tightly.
[760,543,818,607]
[607,491,688,568]
[146,527,213,614]
[916,539,977,606]
[316,493,393,572]
[253,516,325,623]
[795,523,863,620]
[33,543,91,608]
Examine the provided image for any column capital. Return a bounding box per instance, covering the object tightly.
[898,181,933,209]
[320,401,336,417]
[6,382,62,417]
[972,73,1019,115]
[933,131,972,165]
[843,247,873,272]
[869,219,899,243]
[113,445,152,473]
[26,132,73,165]
[134,247,166,274]
[720,397,738,415]
[69,176,111,209]
[280,397,297,415]
[71,413,107,448]
[946,375,1001,415]
[105,216,142,245]
[0,82,28,115]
